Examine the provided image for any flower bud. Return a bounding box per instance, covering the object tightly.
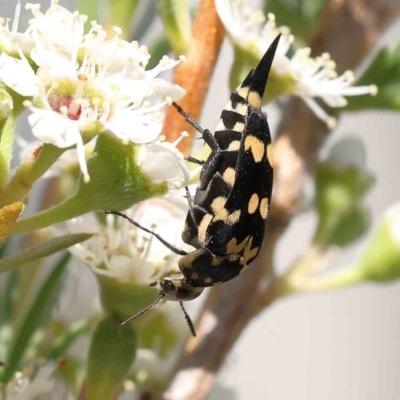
[357,203,400,282]
[0,202,23,243]
[314,138,374,247]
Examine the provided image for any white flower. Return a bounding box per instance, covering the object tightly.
[5,363,56,400]
[59,195,191,283]
[0,3,185,183]
[0,1,34,56]
[215,0,377,127]
[28,2,86,61]
[137,132,191,189]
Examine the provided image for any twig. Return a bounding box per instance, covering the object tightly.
[161,0,225,155]
[162,1,400,399]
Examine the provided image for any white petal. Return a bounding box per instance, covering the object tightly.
[215,0,243,44]
[34,3,84,52]
[92,39,150,70]
[145,58,182,80]
[106,110,162,143]
[0,53,38,96]
[152,79,186,101]
[31,48,75,77]
[107,254,155,283]
[28,109,80,148]
[1,32,34,55]
[138,141,190,189]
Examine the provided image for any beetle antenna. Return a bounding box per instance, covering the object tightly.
[121,294,165,325]
[180,301,196,337]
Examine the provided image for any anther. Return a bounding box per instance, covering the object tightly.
[327,116,337,129]
[370,85,378,96]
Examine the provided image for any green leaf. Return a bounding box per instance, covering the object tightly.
[0,253,70,383]
[328,204,370,247]
[0,270,18,326]
[0,233,92,273]
[265,0,324,43]
[87,315,137,400]
[346,44,400,110]
[11,133,167,235]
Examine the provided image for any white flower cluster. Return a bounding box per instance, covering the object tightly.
[0,1,187,184]
[60,196,190,283]
[215,0,377,127]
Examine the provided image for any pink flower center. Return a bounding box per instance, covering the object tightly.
[47,74,88,121]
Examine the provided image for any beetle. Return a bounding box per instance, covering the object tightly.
[108,35,280,335]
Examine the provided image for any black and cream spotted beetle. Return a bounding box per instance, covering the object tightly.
[109,35,280,335]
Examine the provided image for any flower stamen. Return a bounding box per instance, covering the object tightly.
[12,0,21,33]
[68,74,87,116]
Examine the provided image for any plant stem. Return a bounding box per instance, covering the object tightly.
[161,0,225,155]
[295,266,365,292]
